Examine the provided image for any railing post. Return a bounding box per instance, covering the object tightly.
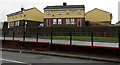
[91,32,94,46]
[13,31,14,40]
[118,32,120,47]
[23,31,25,41]
[51,32,53,44]
[70,32,72,45]
[36,31,39,42]
[4,31,5,40]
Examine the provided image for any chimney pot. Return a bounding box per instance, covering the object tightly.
[63,2,67,6]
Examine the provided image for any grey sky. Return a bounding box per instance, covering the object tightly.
[0,0,119,24]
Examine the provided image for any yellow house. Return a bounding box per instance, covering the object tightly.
[44,2,85,27]
[7,7,43,28]
[85,8,112,25]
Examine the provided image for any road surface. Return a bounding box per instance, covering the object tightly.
[1,51,112,64]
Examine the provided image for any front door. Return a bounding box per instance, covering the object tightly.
[77,19,82,27]
[46,19,51,27]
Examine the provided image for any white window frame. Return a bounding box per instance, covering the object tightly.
[66,10,69,15]
[8,23,10,28]
[78,10,81,14]
[15,21,17,26]
[58,10,62,15]
[17,21,20,26]
[53,19,57,24]
[71,19,75,24]
[66,19,70,24]
[58,19,62,24]
[47,10,50,15]
[15,21,20,26]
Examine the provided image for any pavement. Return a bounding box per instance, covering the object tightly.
[1,37,119,48]
[1,48,120,63]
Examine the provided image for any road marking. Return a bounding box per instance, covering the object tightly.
[0,58,26,64]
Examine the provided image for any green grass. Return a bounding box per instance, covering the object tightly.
[40,36,118,41]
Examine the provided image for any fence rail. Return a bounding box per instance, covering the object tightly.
[2,31,120,47]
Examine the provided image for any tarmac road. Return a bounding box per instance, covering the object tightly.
[1,37,119,48]
[2,51,111,63]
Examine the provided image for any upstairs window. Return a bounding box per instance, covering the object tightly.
[8,17,10,19]
[58,19,62,24]
[47,10,50,15]
[78,10,81,14]
[66,10,69,15]
[53,19,57,24]
[58,10,62,15]
[20,14,23,17]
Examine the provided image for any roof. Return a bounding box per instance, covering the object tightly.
[7,11,23,16]
[44,5,85,10]
[7,7,38,16]
[86,8,111,14]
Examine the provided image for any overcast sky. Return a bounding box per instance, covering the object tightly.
[0,0,120,24]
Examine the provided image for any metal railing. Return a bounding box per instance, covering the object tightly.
[2,31,120,47]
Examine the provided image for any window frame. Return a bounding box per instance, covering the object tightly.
[53,19,57,24]
[66,19,70,24]
[66,10,69,15]
[78,10,81,14]
[71,19,75,24]
[58,10,62,15]
[47,10,51,15]
[58,19,62,24]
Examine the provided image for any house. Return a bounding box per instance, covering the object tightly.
[85,8,112,26]
[7,7,44,28]
[44,2,85,27]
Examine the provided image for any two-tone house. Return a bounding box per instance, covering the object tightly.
[7,7,44,28]
[44,3,85,27]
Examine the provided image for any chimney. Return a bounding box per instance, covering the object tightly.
[63,2,67,6]
[21,7,25,11]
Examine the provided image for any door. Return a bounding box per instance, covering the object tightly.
[77,19,82,27]
[46,19,51,27]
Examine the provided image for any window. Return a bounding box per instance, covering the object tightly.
[53,19,57,24]
[8,17,10,19]
[58,19,62,24]
[66,19,70,24]
[78,10,81,14]
[8,23,10,28]
[15,22,17,26]
[58,10,62,15]
[47,10,50,14]
[15,21,20,26]
[71,19,75,24]
[10,22,14,27]
[18,21,20,26]
[20,14,22,17]
[66,10,69,15]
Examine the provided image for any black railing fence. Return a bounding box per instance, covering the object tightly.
[2,31,120,47]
